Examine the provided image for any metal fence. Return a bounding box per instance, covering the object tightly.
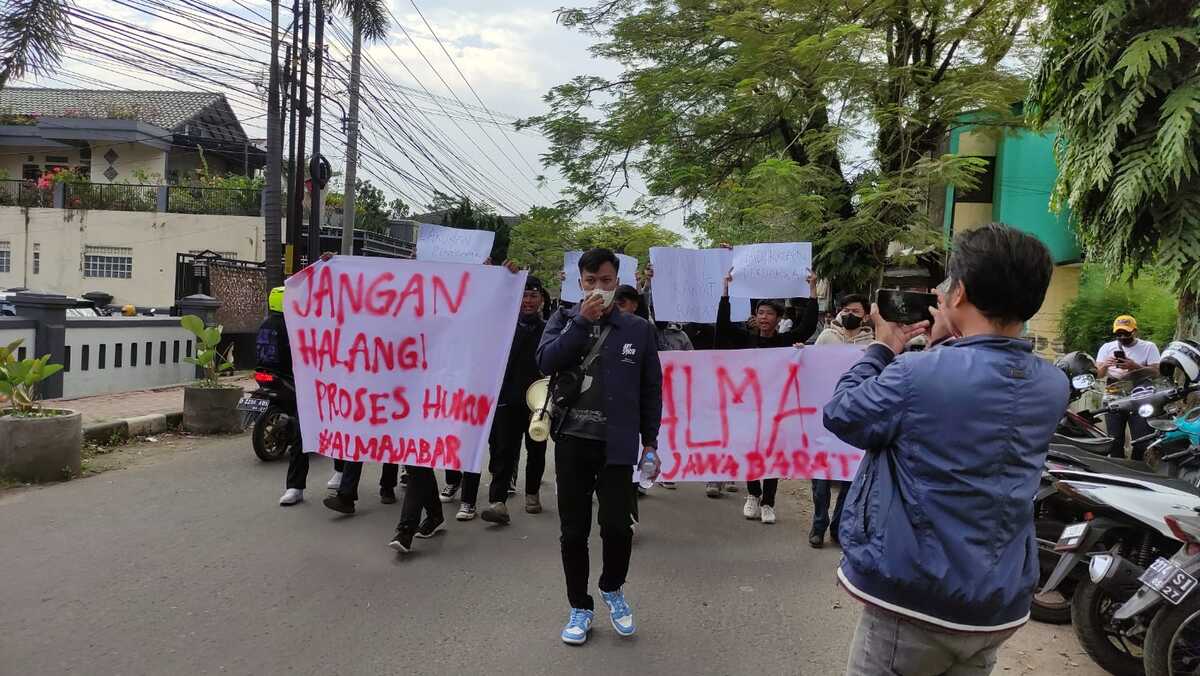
[166,185,261,217]
[63,182,159,212]
[0,179,52,207]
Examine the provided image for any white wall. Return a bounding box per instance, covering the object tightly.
[90,142,167,183]
[0,206,264,306]
[62,319,196,398]
[0,146,86,181]
[0,320,36,356]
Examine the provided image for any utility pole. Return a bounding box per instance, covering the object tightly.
[339,3,363,256]
[290,0,310,270]
[264,0,283,288]
[283,0,299,273]
[307,0,325,264]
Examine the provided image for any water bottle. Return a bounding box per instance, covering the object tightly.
[639,451,657,490]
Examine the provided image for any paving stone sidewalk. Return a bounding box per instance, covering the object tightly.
[47,375,253,427]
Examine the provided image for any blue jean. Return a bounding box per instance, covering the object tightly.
[812,479,849,538]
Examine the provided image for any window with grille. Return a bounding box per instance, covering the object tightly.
[83,246,133,279]
[0,241,10,273]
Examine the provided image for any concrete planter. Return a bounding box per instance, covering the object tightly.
[183,385,243,435]
[0,409,83,482]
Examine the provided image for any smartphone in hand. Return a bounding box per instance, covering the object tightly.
[876,289,937,325]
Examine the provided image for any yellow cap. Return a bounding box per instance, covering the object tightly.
[1113,315,1138,332]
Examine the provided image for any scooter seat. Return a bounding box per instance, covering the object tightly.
[1052,433,1113,452]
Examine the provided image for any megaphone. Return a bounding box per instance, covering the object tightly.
[525,377,552,442]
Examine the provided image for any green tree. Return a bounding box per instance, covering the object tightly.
[1029,0,1200,338]
[508,206,577,296]
[0,0,75,90]
[1060,265,1178,355]
[573,215,682,267]
[520,0,1035,292]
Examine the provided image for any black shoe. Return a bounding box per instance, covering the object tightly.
[415,516,446,538]
[400,472,409,486]
[808,533,824,549]
[388,529,414,553]
[323,494,356,514]
[380,487,397,504]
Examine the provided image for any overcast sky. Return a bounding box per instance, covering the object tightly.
[17,0,686,233]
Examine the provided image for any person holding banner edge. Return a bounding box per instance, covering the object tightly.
[715,264,818,523]
[537,247,662,645]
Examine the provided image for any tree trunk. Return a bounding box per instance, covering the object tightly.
[264,0,284,287]
[1179,288,1200,340]
[340,6,363,256]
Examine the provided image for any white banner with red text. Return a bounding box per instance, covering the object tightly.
[284,256,524,473]
[656,346,866,482]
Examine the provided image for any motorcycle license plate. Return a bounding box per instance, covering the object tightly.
[237,396,270,413]
[1055,522,1089,552]
[1140,557,1200,605]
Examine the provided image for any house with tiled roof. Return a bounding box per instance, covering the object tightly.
[0,88,264,184]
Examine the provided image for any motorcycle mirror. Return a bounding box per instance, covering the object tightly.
[1072,374,1096,391]
[1149,419,1179,432]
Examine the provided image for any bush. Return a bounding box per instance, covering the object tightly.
[1060,265,1178,355]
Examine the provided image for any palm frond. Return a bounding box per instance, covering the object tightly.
[0,0,75,89]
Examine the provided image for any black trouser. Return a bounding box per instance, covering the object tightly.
[285,448,344,490]
[396,466,441,533]
[811,479,849,538]
[443,470,481,506]
[337,462,399,501]
[486,404,534,504]
[747,479,778,507]
[1106,409,1153,462]
[556,436,633,611]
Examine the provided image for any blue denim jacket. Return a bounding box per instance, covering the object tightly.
[537,306,662,466]
[823,337,1069,631]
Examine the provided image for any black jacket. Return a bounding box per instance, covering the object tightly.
[537,306,663,465]
[255,311,291,374]
[715,296,817,349]
[498,313,546,407]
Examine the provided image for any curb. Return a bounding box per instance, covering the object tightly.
[83,412,180,444]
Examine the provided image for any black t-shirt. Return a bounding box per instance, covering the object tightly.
[255,312,291,374]
[559,322,608,440]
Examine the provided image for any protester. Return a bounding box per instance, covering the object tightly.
[322,461,402,514]
[824,224,1068,675]
[715,268,817,522]
[439,469,482,520]
[806,293,871,547]
[538,247,662,645]
[258,287,308,507]
[387,465,445,553]
[1097,315,1160,461]
[480,275,549,525]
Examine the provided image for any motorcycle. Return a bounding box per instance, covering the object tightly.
[1032,387,1194,624]
[239,369,298,462]
[1110,513,1200,675]
[1045,475,1198,675]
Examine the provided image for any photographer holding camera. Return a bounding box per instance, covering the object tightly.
[824,224,1069,675]
[537,248,662,646]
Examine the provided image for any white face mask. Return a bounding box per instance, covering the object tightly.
[589,287,616,308]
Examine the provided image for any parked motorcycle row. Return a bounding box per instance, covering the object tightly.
[1036,340,1200,675]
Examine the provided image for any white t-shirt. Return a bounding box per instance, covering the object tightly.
[1098,338,1160,381]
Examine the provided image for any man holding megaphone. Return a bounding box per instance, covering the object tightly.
[536,247,663,646]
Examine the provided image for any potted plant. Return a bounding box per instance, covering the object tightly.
[180,314,243,434]
[0,340,81,482]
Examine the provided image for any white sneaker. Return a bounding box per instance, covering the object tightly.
[760,505,776,524]
[279,488,303,506]
[326,471,343,489]
[743,496,761,520]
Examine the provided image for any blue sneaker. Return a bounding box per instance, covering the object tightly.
[560,608,593,645]
[600,589,636,637]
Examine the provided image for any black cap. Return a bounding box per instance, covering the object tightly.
[525,275,544,292]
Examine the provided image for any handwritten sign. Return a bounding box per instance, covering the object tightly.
[647,247,750,323]
[284,256,524,473]
[561,251,639,303]
[416,223,495,264]
[729,242,813,298]
[657,346,865,482]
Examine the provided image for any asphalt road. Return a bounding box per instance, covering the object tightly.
[0,434,1103,676]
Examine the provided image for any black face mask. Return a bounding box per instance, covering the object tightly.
[840,313,863,331]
